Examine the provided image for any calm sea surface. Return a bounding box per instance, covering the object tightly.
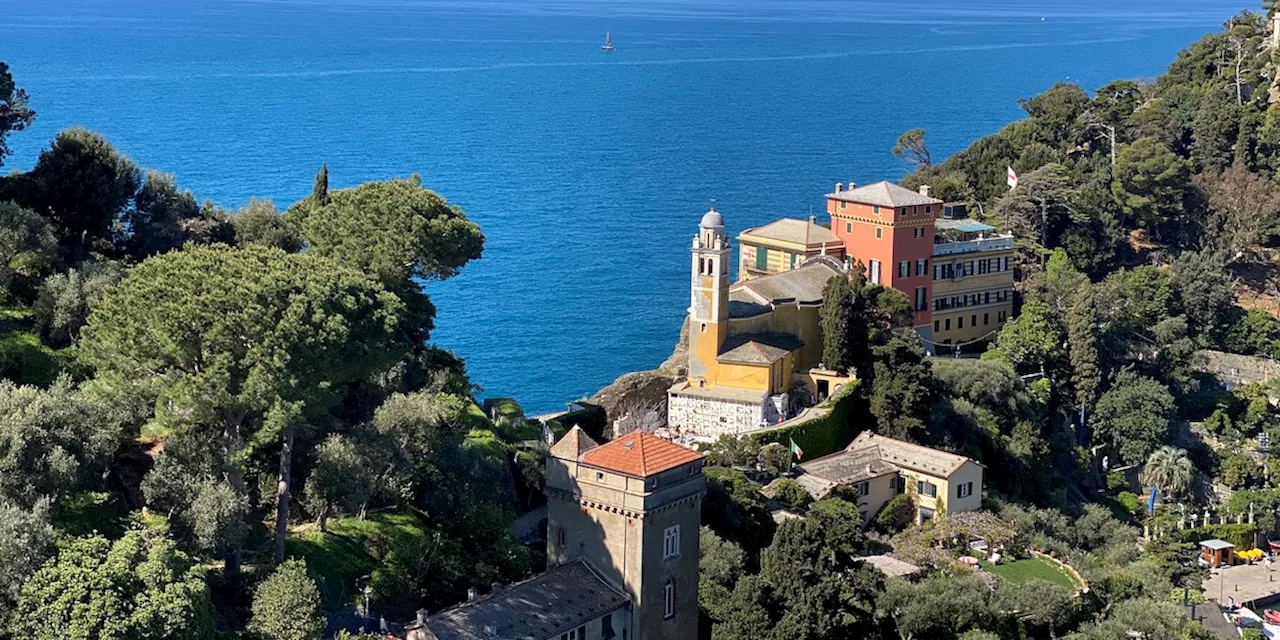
[0,0,1252,412]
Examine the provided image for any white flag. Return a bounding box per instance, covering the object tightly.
[1007,166,1018,190]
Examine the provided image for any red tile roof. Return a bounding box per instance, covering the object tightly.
[580,431,703,477]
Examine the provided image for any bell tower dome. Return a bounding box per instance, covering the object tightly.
[688,206,730,386]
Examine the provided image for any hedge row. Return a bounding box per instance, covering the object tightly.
[748,380,862,460]
[1176,523,1259,549]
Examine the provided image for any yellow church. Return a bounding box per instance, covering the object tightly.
[667,208,853,438]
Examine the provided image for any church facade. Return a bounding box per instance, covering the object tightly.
[667,208,850,438]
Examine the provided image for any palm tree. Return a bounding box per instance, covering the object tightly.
[1145,446,1194,500]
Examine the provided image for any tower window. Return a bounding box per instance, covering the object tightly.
[664,579,677,619]
[664,525,681,559]
[845,222,852,233]
[700,323,706,333]
[596,472,605,482]
[557,527,567,547]
[875,228,883,239]
[914,227,923,238]
[873,205,881,214]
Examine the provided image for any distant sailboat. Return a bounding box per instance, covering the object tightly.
[601,31,614,51]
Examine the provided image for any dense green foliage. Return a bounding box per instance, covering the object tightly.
[248,560,324,640]
[9,531,215,640]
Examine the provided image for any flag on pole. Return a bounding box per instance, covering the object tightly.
[1006,166,1019,190]
[789,438,804,461]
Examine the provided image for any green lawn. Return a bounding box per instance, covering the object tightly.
[982,556,1078,590]
[286,509,430,608]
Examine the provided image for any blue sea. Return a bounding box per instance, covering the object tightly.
[0,0,1252,412]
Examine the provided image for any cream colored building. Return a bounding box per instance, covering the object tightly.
[791,431,983,525]
[930,218,1015,346]
[737,217,845,280]
[410,428,705,640]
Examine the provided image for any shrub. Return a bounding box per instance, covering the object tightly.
[1202,408,1232,435]
[875,494,914,534]
[1116,492,1143,518]
[1106,471,1129,495]
[772,479,813,512]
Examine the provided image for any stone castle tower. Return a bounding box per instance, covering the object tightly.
[545,428,705,640]
[687,207,730,386]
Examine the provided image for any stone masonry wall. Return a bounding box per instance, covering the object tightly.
[667,393,762,438]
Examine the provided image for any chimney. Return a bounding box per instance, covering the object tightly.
[484,625,498,637]
[808,215,816,224]
[490,582,503,593]
[834,182,843,193]
[919,184,931,197]
[416,609,429,626]
[467,587,478,602]
[849,180,856,190]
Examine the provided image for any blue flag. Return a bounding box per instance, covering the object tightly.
[1148,486,1158,512]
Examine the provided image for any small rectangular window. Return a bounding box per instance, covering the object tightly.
[933,320,939,332]
[925,205,932,214]
[858,481,870,496]
[664,581,676,619]
[873,205,881,214]
[972,314,977,327]
[984,313,989,325]
[596,472,605,482]
[846,222,852,233]
[875,228,883,239]
[755,247,768,271]
[944,319,951,330]
[840,201,847,210]
[958,317,963,329]
[869,260,881,284]
[898,261,909,278]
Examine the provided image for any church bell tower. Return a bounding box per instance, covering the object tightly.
[688,207,730,386]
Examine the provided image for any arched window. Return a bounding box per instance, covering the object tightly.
[663,578,676,619]
[698,258,706,274]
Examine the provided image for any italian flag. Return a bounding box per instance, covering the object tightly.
[789,438,804,461]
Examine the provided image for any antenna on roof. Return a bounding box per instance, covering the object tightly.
[709,198,717,212]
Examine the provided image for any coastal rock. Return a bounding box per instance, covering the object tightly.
[589,369,677,437]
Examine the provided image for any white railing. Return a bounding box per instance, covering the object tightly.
[932,236,1014,256]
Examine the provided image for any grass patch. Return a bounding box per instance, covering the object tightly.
[465,429,512,459]
[0,329,69,386]
[982,556,1078,590]
[53,491,131,540]
[286,509,429,608]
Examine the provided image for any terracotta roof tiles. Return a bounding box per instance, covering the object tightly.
[580,431,703,477]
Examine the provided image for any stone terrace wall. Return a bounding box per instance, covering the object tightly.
[1197,350,1280,387]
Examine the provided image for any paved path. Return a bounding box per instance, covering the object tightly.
[1202,561,1280,607]
[1184,604,1236,640]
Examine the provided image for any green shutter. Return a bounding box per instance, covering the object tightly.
[756,247,769,270]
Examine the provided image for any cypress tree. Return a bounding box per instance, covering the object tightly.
[1068,284,1101,413]
[312,163,329,205]
[820,275,855,374]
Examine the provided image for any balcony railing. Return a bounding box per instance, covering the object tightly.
[932,235,1014,257]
